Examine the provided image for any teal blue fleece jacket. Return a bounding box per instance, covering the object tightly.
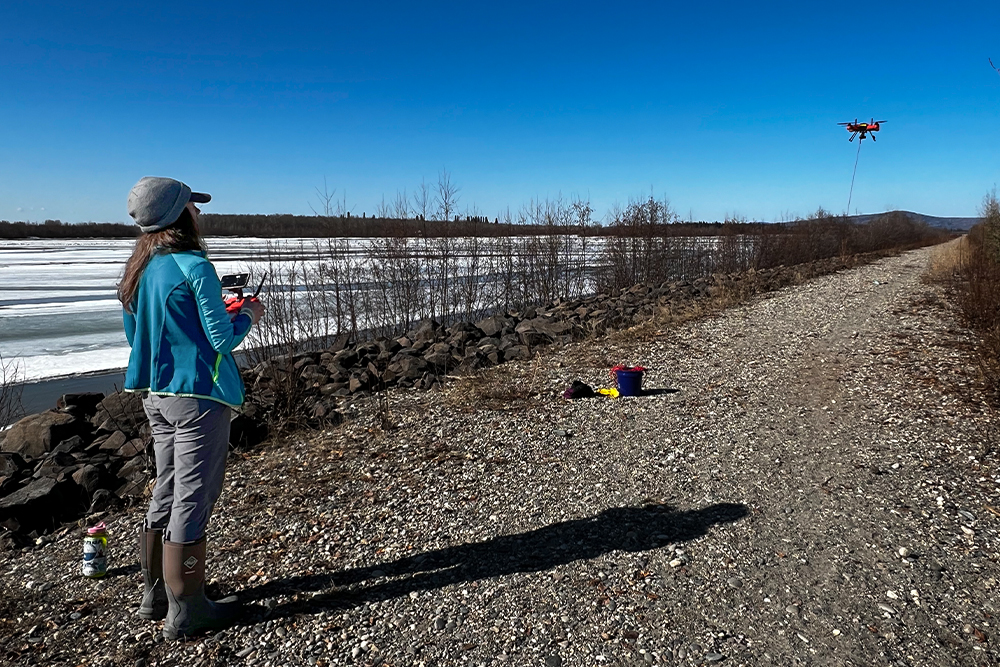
[123,250,253,407]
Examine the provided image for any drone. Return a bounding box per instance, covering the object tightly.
[838,118,886,142]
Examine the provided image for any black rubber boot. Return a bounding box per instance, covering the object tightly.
[162,537,241,640]
[138,525,167,621]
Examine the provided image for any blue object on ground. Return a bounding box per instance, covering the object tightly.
[614,370,644,396]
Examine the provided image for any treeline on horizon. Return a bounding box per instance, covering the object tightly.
[0,213,741,239]
[0,208,958,241]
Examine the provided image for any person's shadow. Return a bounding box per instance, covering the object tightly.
[242,502,748,619]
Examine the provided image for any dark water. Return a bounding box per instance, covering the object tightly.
[15,371,126,419]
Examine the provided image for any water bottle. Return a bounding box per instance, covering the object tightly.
[82,522,109,578]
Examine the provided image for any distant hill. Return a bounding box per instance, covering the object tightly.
[847,211,977,232]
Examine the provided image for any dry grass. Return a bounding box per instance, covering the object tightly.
[616,277,761,345]
[934,195,1000,403]
[622,301,726,343]
[926,237,969,283]
[445,352,549,411]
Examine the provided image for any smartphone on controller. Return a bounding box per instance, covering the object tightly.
[220,273,250,291]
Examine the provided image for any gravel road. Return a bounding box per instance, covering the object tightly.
[2,244,997,667]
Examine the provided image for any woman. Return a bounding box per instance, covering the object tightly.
[119,176,265,640]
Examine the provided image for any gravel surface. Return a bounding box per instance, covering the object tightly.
[1,244,997,667]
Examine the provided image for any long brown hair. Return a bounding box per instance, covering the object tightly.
[118,208,205,312]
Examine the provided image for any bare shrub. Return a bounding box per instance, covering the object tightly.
[367,236,425,336]
[598,195,711,291]
[435,169,460,223]
[310,177,338,217]
[412,179,431,221]
[243,240,355,430]
[953,193,1000,396]
[1,353,24,429]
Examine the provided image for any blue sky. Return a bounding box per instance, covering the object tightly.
[3,1,1000,224]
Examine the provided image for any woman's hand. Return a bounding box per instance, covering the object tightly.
[241,299,266,325]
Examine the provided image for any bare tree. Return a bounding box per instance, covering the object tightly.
[412,178,431,220]
[435,169,460,222]
[464,202,483,221]
[375,195,392,219]
[571,196,594,229]
[392,190,410,219]
[310,176,337,217]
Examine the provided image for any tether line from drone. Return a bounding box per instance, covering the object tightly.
[847,137,862,213]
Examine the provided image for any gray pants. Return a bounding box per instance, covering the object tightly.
[143,395,231,544]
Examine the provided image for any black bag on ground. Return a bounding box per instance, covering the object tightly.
[563,380,596,399]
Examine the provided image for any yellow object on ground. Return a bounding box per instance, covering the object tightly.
[598,388,619,398]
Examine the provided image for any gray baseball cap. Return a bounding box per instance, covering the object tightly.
[127,176,211,233]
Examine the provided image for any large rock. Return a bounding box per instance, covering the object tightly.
[98,430,128,453]
[0,476,84,533]
[1,411,82,461]
[327,333,352,353]
[388,355,429,381]
[422,344,455,370]
[117,456,148,480]
[292,355,317,371]
[71,464,103,494]
[408,319,443,343]
[331,348,359,369]
[91,391,146,435]
[0,453,25,478]
[447,329,480,348]
[476,315,514,338]
[298,364,328,384]
[230,410,268,449]
[319,382,347,396]
[56,392,105,417]
[478,344,501,366]
[516,316,574,338]
[116,438,146,458]
[32,452,79,480]
[504,345,533,362]
[348,371,372,393]
[377,337,402,356]
[0,476,16,495]
[499,333,520,350]
[89,488,119,513]
[51,435,86,455]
